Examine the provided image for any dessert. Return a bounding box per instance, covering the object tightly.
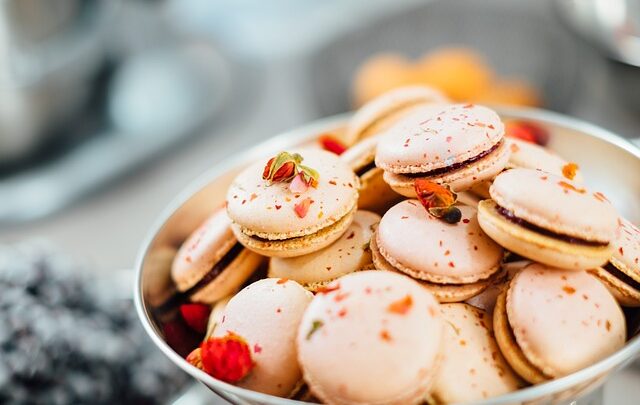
[212,278,313,397]
[589,217,640,307]
[494,263,625,383]
[371,200,503,302]
[376,103,510,197]
[344,85,448,145]
[431,304,521,403]
[268,210,380,291]
[171,207,265,304]
[296,271,443,405]
[478,168,618,270]
[340,136,402,213]
[152,85,639,405]
[471,137,583,199]
[227,149,359,257]
[506,138,582,181]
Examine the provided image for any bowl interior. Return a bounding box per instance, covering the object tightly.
[135,107,640,405]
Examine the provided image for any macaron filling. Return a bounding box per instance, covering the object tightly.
[184,243,244,296]
[401,140,503,178]
[603,262,640,290]
[355,160,377,177]
[496,205,609,247]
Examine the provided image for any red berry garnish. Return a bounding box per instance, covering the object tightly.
[319,134,347,155]
[200,333,254,383]
[180,303,211,334]
[505,120,549,146]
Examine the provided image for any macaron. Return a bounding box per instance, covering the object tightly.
[376,103,510,197]
[340,136,403,213]
[213,278,313,397]
[478,168,619,270]
[493,263,626,384]
[507,137,583,182]
[431,303,521,403]
[371,200,504,302]
[589,217,640,307]
[345,85,449,146]
[171,208,265,304]
[227,149,360,258]
[297,271,443,405]
[268,210,380,291]
[470,135,580,199]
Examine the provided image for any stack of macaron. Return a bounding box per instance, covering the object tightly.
[161,85,637,404]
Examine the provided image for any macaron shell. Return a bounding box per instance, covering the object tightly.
[340,136,403,213]
[268,211,380,289]
[376,103,504,173]
[507,138,583,182]
[490,168,618,243]
[382,139,510,195]
[370,234,491,303]
[610,217,640,281]
[227,149,359,239]
[345,85,449,145]
[493,290,549,384]
[507,264,626,378]
[172,208,237,291]
[478,199,614,270]
[297,271,443,405]
[213,278,313,397]
[232,207,356,258]
[588,267,640,307]
[376,200,503,283]
[432,304,521,403]
[190,248,264,304]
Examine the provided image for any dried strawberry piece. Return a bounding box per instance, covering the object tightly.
[180,303,211,334]
[562,162,579,180]
[505,120,549,146]
[414,179,461,224]
[319,134,347,155]
[387,295,414,315]
[294,197,313,218]
[200,333,254,383]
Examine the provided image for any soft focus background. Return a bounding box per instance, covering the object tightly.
[1,0,640,403]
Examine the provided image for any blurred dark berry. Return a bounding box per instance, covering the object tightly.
[0,242,189,404]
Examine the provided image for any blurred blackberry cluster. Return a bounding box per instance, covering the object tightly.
[0,242,189,404]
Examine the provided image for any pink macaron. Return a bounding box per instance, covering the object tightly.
[494,263,626,384]
[297,270,443,405]
[171,207,265,304]
[372,200,504,302]
[213,278,313,397]
[478,168,619,270]
[590,217,640,307]
[432,303,521,403]
[345,85,449,145]
[226,149,360,258]
[375,103,510,197]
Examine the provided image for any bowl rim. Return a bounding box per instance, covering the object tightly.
[134,106,640,405]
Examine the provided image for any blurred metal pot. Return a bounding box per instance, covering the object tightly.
[0,0,112,163]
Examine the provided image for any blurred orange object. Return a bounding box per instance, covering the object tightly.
[416,48,493,101]
[474,79,541,107]
[352,47,541,109]
[352,53,415,106]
